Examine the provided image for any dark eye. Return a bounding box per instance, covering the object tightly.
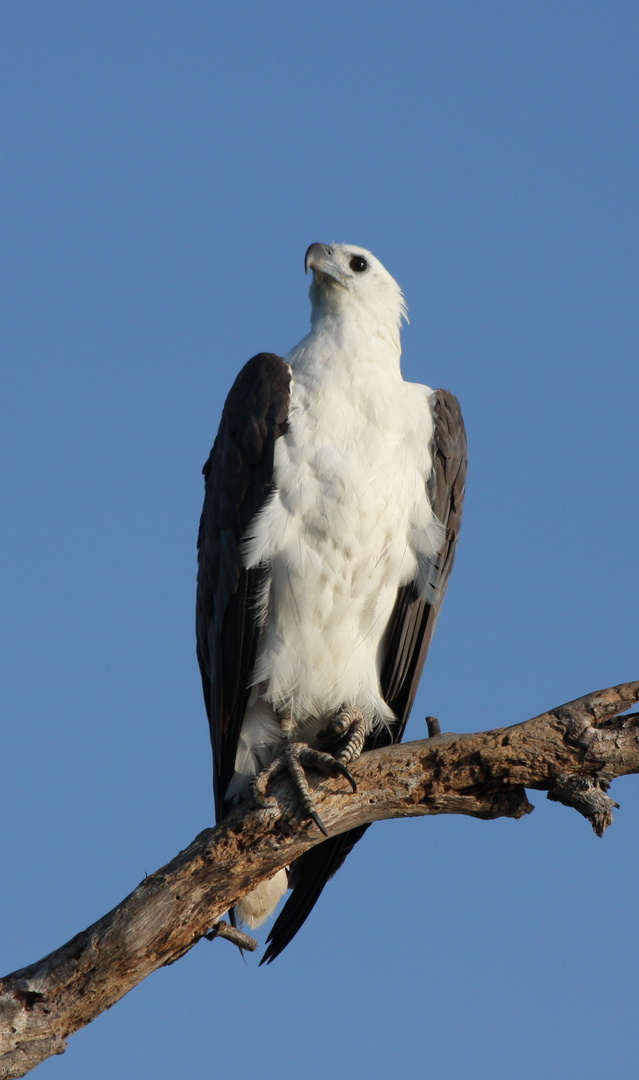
[349,255,368,273]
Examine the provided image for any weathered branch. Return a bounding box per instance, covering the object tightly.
[1,681,638,1079]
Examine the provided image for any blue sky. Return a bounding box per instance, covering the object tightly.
[2,3,638,1077]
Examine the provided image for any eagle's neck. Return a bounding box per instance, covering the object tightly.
[288,306,403,382]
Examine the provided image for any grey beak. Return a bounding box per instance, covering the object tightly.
[305,243,334,274]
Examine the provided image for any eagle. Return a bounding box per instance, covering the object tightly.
[196,243,467,963]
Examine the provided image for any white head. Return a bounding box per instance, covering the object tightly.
[304,242,407,351]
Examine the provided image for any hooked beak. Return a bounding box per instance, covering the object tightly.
[304,243,348,286]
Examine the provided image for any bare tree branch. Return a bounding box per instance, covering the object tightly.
[1,681,638,1079]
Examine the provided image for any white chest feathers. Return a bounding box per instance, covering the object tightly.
[241,342,444,733]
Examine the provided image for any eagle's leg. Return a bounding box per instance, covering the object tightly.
[250,739,357,838]
[318,706,367,766]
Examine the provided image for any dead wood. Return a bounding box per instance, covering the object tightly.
[1,680,638,1079]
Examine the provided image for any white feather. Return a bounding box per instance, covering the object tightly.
[236,870,289,929]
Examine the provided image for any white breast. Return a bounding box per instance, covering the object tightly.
[241,332,443,743]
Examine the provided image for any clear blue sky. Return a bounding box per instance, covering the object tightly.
[2,3,638,1077]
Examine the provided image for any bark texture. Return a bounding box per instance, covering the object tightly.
[1,681,638,1079]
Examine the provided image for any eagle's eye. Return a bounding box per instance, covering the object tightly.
[349,255,368,273]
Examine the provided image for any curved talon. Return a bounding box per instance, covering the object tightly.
[309,809,329,837]
[250,757,287,809]
[250,786,276,810]
[333,761,357,792]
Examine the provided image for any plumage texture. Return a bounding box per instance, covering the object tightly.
[196,243,467,961]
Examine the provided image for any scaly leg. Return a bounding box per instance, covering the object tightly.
[318,706,367,766]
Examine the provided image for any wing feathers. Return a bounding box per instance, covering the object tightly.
[196,353,291,818]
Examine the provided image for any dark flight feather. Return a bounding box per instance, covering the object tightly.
[196,352,291,819]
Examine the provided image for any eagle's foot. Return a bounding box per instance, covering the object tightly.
[318,707,367,767]
[250,741,357,838]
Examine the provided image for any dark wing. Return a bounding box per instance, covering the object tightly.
[261,388,467,964]
[378,388,467,738]
[196,353,291,821]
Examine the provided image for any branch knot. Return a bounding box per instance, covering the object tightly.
[546,774,619,837]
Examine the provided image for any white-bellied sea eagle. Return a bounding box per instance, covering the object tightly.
[196,243,467,963]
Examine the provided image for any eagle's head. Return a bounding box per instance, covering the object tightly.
[305,242,407,349]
